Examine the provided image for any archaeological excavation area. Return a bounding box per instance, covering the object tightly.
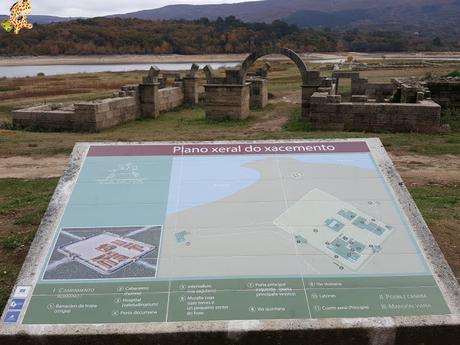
[9,49,460,134]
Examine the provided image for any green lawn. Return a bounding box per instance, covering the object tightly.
[0,178,58,309]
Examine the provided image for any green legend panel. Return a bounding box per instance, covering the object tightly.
[23,276,448,324]
[3,141,451,325]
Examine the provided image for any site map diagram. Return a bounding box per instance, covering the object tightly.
[5,141,449,325]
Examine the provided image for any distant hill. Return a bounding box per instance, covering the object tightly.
[282,9,370,28]
[2,0,460,32]
[0,15,74,24]
[110,0,460,32]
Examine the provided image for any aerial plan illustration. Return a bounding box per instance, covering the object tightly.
[43,226,162,280]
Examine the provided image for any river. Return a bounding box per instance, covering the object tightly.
[0,62,241,79]
[1,55,459,78]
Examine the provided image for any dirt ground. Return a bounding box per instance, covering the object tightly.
[250,93,298,132]
[0,155,68,179]
[390,153,460,186]
[2,152,458,185]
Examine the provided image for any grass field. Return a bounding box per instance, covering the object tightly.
[0,60,459,311]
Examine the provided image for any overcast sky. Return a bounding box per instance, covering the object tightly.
[2,0,262,17]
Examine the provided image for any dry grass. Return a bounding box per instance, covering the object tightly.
[0,70,146,106]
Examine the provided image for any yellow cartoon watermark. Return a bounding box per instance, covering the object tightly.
[2,0,33,34]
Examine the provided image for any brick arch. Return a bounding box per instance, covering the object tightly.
[238,48,309,85]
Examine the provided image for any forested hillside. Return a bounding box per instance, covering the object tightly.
[0,17,457,56]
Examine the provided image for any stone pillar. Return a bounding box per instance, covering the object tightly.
[302,85,319,119]
[183,77,199,105]
[139,82,160,118]
[301,70,323,119]
[205,83,251,121]
[249,78,268,109]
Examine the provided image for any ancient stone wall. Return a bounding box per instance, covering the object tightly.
[11,105,76,131]
[158,86,185,112]
[11,65,200,131]
[74,97,140,131]
[12,84,191,131]
[427,80,460,108]
[308,92,441,133]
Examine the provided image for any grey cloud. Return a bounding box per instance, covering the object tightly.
[2,0,261,17]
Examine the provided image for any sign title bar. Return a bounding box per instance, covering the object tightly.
[87,142,369,157]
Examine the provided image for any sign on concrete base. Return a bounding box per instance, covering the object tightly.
[1,139,459,344]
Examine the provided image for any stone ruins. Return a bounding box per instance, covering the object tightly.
[10,49,460,133]
[203,48,456,134]
[11,65,200,131]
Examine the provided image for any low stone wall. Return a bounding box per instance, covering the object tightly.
[308,93,441,133]
[11,105,76,131]
[427,80,460,108]
[74,97,140,131]
[12,84,190,131]
[158,86,184,113]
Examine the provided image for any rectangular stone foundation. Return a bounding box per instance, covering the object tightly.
[308,93,441,133]
[205,83,251,121]
[11,81,195,132]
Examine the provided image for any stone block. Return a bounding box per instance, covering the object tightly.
[139,83,160,118]
[310,93,328,105]
[249,78,268,109]
[351,95,368,103]
[305,70,322,86]
[205,84,250,121]
[183,77,199,105]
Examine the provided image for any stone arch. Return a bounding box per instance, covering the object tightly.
[238,47,310,85]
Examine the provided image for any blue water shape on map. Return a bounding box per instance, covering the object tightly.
[167,153,376,214]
